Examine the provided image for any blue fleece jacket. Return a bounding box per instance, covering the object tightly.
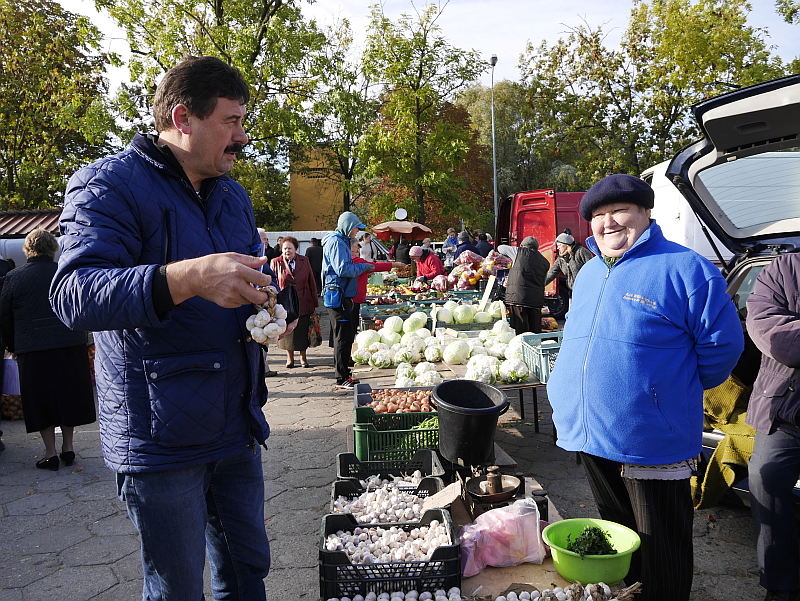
[321,213,372,299]
[546,221,744,465]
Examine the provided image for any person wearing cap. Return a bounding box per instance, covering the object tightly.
[322,212,374,390]
[546,174,743,601]
[443,228,458,250]
[453,231,481,261]
[544,231,594,300]
[504,236,549,334]
[409,244,444,282]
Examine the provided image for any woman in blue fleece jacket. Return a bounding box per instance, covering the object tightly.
[547,175,743,601]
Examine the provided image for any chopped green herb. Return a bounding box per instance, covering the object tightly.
[566,525,618,559]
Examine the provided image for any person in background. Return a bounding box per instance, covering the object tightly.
[271,236,283,261]
[359,232,376,261]
[394,237,412,265]
[257,228,278,377]
[545,232,594,301]
[547,174,744,601]
[443,228,458,250]
[305,237,323,295]
[475,233,493,258]
[504,236,549,334]
[421,237,432,250]
[5,258,14,270]
[409,245,444,282]
[486,233,494,247]
[0,254,10,453]
[0,229,96,471]
[50,56,282,599]
[271,236,318,369]
[454,231,480,261]
[322,212,374,390]
[352,239,403,339]
[744,254,800,601]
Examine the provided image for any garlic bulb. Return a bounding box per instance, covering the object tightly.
[247,286,287,345]
[333,481,426,523]
[323,521,452,565]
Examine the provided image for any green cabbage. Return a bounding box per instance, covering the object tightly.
[443,300,459,313]
[473,311,492,323]
[453,305,473,324]
[356,329,381,349]
[384,315,405,334]
[403,312,428,333]
[488,300,506,319]
[414,327,432,339]
[443,340,471,364]
[433,307,454,324]
[380,330,402,346]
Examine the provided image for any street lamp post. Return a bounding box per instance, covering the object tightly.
[490,54,498,234]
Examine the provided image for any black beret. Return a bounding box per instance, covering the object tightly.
[579,174,654,221]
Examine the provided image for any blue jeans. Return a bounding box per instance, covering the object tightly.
[749,429,800,591]
[117,446,270,600]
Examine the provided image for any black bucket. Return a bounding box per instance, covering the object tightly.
[432,380,509,465]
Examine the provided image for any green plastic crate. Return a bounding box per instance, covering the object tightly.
[353,411,439,462]
[520,331,563,383]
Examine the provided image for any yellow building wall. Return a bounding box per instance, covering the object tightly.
[289,148,343,231]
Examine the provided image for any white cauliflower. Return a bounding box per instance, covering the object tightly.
[415,370,444,387]
[498,358,530,383]
[395,363,415,380]
[488,342,509,359]
[352,348,373,365]
[414,362,438,375]
[464,363,496,384]
[424,345,443,363]
[395,376,417,388]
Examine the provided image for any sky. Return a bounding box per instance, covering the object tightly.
[59,0,800,91]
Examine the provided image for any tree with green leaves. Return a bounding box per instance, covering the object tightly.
[457,80,581,198]
[358,2,487,225]
[520,0,786,186]
[0,0,117,209]
[293,18,381,221]
[95,0,329,229]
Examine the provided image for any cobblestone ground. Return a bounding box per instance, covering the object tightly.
[0,310,783,600]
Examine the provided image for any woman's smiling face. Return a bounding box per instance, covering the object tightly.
[590,203,651,258]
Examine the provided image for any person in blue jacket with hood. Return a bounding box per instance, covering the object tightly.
[49,57,285,600]
[547,174,743,601]
[322,212,374,390]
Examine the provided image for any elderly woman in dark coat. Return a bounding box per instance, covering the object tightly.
[504,236,550,334]
[270,236,319,368]
[0,229,95,470]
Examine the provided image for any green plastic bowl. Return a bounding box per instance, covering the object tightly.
[542,518,641,585]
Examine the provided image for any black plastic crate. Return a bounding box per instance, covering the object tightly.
[319,509,460,599]
[336,450,445,481]
[329,476,446,516]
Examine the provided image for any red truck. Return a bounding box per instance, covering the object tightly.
[495,189,589,319]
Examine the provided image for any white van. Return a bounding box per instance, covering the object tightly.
[641,160,733,266]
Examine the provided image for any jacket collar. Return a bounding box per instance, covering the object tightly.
[586,220,662,266]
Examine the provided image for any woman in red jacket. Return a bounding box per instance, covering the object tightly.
[409,245,444,281]
[270,236,318,368]
[351,240,403,339]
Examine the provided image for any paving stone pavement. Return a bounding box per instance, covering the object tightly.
[0,310,782,600]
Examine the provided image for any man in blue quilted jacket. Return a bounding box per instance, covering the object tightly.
[50,56,280,600]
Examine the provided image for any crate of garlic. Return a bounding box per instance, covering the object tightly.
[319,509,460,600]
[336,450,445,483]
[324,587,463,601]
[330,474,445,523]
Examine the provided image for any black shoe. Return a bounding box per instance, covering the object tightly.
[285,362,295,368]
[335,378,357,390]
[265,370,278,378]
[301,362,310,368]
[60,451,75,466]
[765,591,800,601]
[36,456,59,471]
[0,438,5,453]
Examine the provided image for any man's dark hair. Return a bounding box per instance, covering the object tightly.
[479,233,487,241]
[153,56,250,132]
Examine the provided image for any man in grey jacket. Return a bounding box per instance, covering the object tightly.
[745,253,800,601]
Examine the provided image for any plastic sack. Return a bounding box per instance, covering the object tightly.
[455,250,483,268]
[459,498,547,577]
[431,274,449,292]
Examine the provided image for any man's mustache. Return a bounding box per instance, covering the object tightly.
[225,143,246,154]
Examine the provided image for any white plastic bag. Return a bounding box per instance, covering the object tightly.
[459,498,547,577]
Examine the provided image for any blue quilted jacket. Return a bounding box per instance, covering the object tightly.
[50,134,276,473]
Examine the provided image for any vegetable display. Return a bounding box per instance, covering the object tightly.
[366,389,433,414]
[322,519,452,564]
[442,340,470,365]
[566,525,618,559]
[332,478,426,524]
[498,358,530,383]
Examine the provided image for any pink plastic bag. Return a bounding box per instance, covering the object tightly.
[459,498,547,577]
